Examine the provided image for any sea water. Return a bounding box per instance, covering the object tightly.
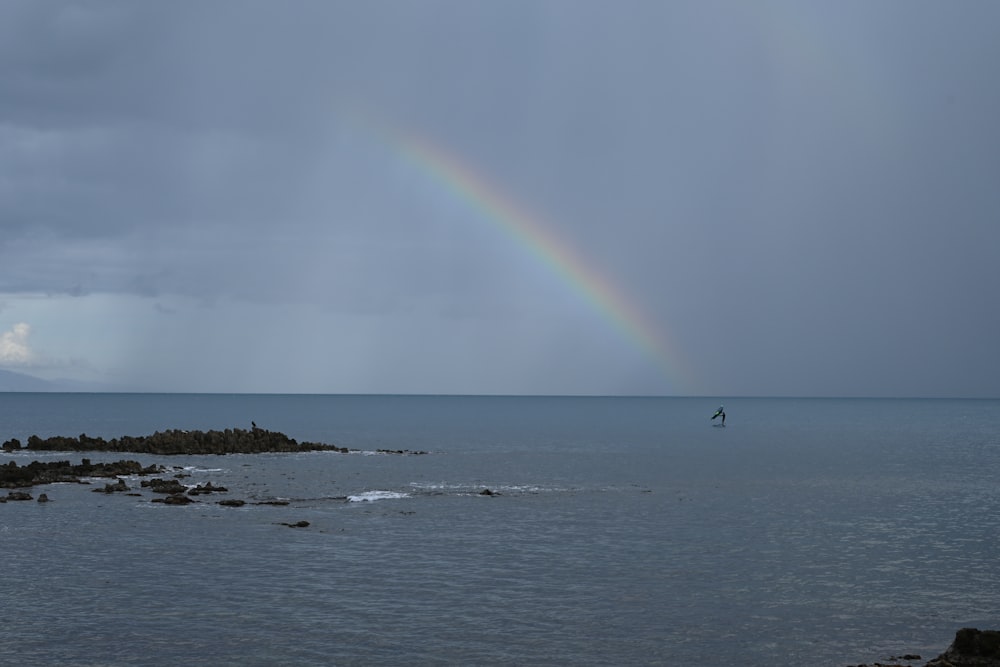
[1,395,998,666]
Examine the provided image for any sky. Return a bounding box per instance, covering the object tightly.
[1,0,998,397]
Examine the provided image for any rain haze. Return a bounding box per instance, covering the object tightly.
[1,1,998,396]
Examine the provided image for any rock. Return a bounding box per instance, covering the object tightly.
[218,499,245,507]
[846,656,922,667]
[1,459,164,488]
[6,491,33,501]
[854,629,1000,667]
[21,427,355,455]
[188,482,228,496]
[1,461,35,487]
[926,628,1000,667]
[151,494,195,505]
[479,488,496,496]
[93,479,130,494]
[141,478,188,494]
[279,520,310,528]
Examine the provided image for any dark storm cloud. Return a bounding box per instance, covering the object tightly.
[0,1,998,395]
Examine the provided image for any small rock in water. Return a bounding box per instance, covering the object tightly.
[151,493,195,505]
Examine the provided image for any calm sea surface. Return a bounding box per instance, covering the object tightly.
[1,394,998,666]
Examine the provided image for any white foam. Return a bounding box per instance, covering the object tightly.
[347,490,409,503]
[176,465,226,473]
[409,482,465,491]
[409,482,565,494]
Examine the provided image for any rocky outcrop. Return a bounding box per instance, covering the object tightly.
[926,628,1000,667]
[141,478,188,494]
[1,429,427,510]
[93,479,130,494]
[849,629,1000,667]
[1,459,164,488]
[6,427,428,455]
[17,428,346,455]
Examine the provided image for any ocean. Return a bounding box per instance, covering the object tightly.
[1,394,998,666]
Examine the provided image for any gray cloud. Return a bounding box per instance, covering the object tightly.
[1,1,998,395]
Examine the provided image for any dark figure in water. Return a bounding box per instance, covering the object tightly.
[711,405,726,426]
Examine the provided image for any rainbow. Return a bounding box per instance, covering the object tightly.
[352,112,690,393]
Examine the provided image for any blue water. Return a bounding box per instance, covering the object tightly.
[1,395,998,666]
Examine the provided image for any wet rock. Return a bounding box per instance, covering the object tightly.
[218,499,245,507]
[847,656,921,667]
[479,488,497,496]
[93,479,130,494]
[1,459,164,488]
[926,628,1000,667]
[6,491,33,501]
[0,461,35,487]
[22,428,353,455]
[151,494,195,505]
[187,482,228,496]
[849,630,1000,667]
[141,478,187,494]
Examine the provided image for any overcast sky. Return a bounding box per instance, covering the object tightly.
[1,1,998,396]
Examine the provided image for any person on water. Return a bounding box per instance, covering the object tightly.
[711,405,726,426]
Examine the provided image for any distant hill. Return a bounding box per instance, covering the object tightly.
[0,369,55,392]
[0,369,134,392]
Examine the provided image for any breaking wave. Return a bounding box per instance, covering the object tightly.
[346,490,410,503]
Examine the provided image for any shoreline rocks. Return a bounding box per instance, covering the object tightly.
[3,427,427,456]
[849,628,1000,667]
[2,459,164,488]
[926,628,1000,667]
[0,433,422,510]
[0,430,424,509]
